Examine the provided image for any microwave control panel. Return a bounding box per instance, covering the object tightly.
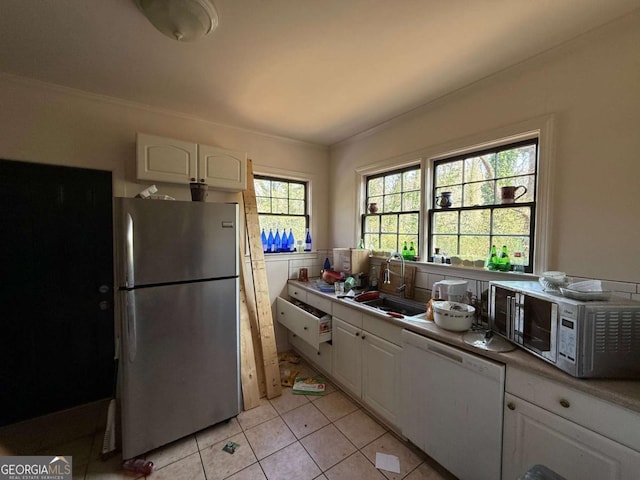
[557,303,578,363]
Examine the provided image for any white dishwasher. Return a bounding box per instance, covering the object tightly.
[400,329,505,480]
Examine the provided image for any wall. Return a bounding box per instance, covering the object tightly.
[330,11,640,285]
[0,73,331,250]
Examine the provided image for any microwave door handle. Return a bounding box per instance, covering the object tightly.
[514,294,523,342]
[506,295,513,338]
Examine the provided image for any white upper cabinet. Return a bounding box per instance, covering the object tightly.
[198,144,247,191]
[136,133,247,192]
[137,133,197,184]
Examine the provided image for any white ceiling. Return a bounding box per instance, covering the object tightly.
[1,0,639,146]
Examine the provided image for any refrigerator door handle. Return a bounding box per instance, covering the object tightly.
[126,290,137,363]
[125,213,135,288]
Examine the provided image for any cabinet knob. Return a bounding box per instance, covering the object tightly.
[317,351,321,356]
[559,398,571,408]
[190,177,196,182]
[507,402,516,410]
[355,332,360,337]
[303,326,308,330]
[361,335,366,340]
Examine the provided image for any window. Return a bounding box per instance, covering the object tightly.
[428,139,538,272]
[254,175,308,252]
[362,165,421,254]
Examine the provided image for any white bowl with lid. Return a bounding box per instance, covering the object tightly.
[432,301,475,332]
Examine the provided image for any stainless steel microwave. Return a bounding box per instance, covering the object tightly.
[489,280,640,378]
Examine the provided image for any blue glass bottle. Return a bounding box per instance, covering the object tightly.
[267,229,274,253]
[304,228,312,252]
[288,228,295,252]
[274,229,282,253]
[261,228,268,253]
[281,229,289,253]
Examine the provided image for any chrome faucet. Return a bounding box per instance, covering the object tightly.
[384,251,406,297]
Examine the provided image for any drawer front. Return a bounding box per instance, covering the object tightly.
[506,366,640,451]
[306,291,332,315]
[363,314,402,346]
[277,296,330,350]
[287,284,308,303]
[333,302,363,328]
[288,331,332,374]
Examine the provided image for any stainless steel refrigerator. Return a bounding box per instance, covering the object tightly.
[115,198,241,459]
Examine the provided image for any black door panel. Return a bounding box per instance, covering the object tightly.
[0,159,114,426]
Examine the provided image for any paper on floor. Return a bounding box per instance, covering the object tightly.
[375,452,400,474]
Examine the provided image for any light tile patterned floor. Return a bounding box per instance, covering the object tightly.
[0,360,455,480]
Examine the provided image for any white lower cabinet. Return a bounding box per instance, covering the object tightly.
[332,307,402,426]
[502,367,640,480]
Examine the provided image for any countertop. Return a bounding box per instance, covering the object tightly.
[287,280,640,414]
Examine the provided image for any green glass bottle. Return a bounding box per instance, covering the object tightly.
[408,241,416,261]
[487,245,498,270]
[498,245,511,272]
[402,241,409,259]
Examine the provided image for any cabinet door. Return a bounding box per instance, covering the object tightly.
[362,333,402,424]
[331,318,362,397]
[136,133,197,184]
[502,393,640,480]
[198,144,247,191]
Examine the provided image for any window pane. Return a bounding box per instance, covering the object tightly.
[402,191,420,210]
[497,144,536,176]
[385,173,402,194]
[272,181,288,198]
[435,160,462,187]
[255,179,271,197]
[464,154,495,182]
[463,181,495,206]
[364,215,380,232]
[460,209,490,234]
[385,193,402,212]
[364,233,379,249]
[403,169,420,191]
[272,198,288,214]
[290,183,305,199]
[381,215,397,233]
[433,211,458,234]
[460,235,491,258]
[380,234,398,252]
[398,213,419,234]
[368,177,384,196]
[493,207,531,235]
[289,199,305,215]
[256,197,271,213]
[433,235,458,256]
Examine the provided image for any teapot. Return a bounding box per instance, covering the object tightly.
[432,279,469,303]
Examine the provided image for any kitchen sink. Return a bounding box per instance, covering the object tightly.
[360,296,427,316]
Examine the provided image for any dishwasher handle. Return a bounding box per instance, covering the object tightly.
[426,343,463,363]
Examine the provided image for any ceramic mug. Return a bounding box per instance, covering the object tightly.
[500,185,527,204]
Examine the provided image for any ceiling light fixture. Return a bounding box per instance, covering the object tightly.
[135,0,219,42]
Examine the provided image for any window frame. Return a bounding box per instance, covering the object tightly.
[427,138,538,273]
[361,164,421,254]
[354,117,553,273]
[254,174,309,252]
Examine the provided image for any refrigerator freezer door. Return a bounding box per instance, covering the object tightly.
[115,198,238,287]
[120,278,240,459]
